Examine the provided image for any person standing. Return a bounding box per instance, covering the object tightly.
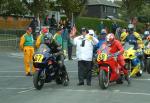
[49,15,57,35]
[71,28,98,86]
[35,27,48,48]
[19,27,35,76]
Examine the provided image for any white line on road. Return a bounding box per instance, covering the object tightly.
[0,71,24,73]
[0,87,32,90]
[0,70,77,73]
[17,88,35,94]
[0,76,26,78]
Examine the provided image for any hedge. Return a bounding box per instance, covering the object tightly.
[75,17,145,34]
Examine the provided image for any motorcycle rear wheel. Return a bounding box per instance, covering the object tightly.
[99,69,109,89]
[33,71,45,90]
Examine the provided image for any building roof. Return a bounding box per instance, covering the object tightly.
[87,0,120,7]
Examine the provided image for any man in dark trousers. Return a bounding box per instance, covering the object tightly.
[71,28,98,86]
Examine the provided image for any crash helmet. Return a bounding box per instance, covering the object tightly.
[144,31,150,37]
[128,24,134,34]
[41,27,48,34]
[106,33,115,44]
[44,33,53,45]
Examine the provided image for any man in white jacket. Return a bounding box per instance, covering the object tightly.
[71,28,98,86]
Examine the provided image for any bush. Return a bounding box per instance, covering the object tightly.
[75,17,144,34]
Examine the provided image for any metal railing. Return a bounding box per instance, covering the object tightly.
[0,34,18,49]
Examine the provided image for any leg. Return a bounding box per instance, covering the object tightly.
[68,46,72,60]
[85,61,92,85]
[30,47,35,74]
[78,61,84,85]
[23,47,31,75]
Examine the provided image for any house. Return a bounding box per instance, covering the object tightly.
[84,0,120,18]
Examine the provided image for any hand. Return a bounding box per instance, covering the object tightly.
[87,35,93,41]
[113,52,119,57]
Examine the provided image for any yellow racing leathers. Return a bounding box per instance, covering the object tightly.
[20,33,35,75]
[35,33,45,48]
[120,32,144,48]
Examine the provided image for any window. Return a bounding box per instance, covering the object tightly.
[113,8,116,13]
[103,6,107,13]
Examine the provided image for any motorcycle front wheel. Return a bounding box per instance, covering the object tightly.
[33,70,45,90]
[99,69,109,89]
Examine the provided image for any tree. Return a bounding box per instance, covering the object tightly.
[22,0,54,17]
[121,0,144,19]
[0,0,27,15]
[57,0,86,18]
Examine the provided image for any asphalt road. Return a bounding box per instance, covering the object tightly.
[0,50,150,103]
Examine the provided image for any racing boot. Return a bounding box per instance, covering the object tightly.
[129,65,140,77]
[125,74,130,85]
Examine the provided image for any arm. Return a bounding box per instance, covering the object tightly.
[19,35,25,50]
[116,40,124,54]
[35,35,41,48]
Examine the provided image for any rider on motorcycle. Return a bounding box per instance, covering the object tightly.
[106,33,130,84]
[43,33,65,70]
[121,24,143,49]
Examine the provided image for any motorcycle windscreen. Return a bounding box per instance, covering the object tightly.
[37,44,50,54]
[98,43,110,54]
[124,42,134,50]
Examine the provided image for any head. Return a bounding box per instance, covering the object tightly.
[106,33,115,45]
[56,28,63,34]
[122,28,126,33]
[128,24,134,34]
[80,27,89,35]
[101,29,107,35]
[44,33,53,45]
[146,35,150,41]
[41,27,48,35]
[144,31,150,36]
[52,15,55,18]
[88,29,95,36]
[26,27,32,34]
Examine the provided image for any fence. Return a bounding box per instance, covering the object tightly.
[0,34,19,49]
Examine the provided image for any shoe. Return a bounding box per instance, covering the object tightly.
[87,83,91,86]
[77,82,84,86]
[26,72,32,76]
[69,58,73,60]
[125,75,130,85]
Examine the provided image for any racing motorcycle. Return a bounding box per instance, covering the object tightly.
[143,41,150,74]
[97,43,127,89]
[123,42,142,77]
[33,44,69,90]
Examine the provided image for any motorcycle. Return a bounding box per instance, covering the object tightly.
[97,43,126,89]
[123,43,142,77]
[143,41,150,74]
[33,44,69,90]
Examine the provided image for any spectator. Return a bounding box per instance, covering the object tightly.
[71,27,98,86]
[111,21,118,34]
[49,15,57,35]
[29,17,38,38]
[53,28,63,46]
[19,27,35,76]
[98,21,105,33]
[44,15,50,26]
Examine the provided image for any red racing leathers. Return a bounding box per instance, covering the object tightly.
[109,39,128,75]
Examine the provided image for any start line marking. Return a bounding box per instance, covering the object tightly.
[16,88,150,96]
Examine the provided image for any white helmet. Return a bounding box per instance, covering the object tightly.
[144,31,150,36]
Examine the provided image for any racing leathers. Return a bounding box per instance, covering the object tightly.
[108,39,128,76]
